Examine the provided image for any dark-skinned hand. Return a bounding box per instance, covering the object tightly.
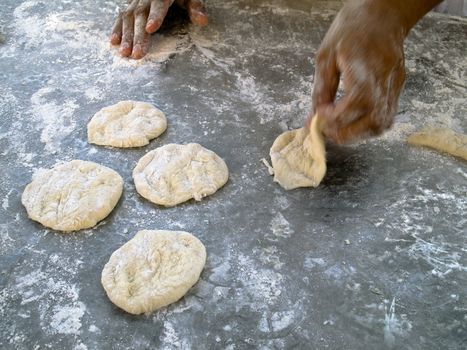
[110,0,208,59]
[310,0,442,144]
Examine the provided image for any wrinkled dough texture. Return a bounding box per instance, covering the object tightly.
[270,118,326,190]
[133,143,229,207]
[88,100,167,148]
[408,127,467,161]
[101,230,206,315]
[21,160,123,232]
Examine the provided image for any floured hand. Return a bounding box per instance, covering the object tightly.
[310,0,442,144]
[110,0,208,59]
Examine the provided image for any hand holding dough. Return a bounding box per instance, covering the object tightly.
[270,116,326,190]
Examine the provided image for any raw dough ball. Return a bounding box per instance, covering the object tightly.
[270,117,326,190]
[101,230,206,315]
[133,143,229,207]
[408,127,467,161]
[22,160,123,232]
[88,100,167,148]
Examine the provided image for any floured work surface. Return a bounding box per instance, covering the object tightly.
[2,0,467,349]
[270,116,326,190]
[408,127,467,161]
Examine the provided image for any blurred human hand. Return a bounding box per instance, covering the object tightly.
[310,0,441,144]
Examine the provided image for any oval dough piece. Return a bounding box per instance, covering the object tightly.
[270,117,326,190]
[101,230,206,315]
[87,100,167,148]
[21,160,123,232]
[408,127,467,161]
[133,143,229,207]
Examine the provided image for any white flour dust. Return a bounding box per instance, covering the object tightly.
[259,309,297,333]
[30,87,78,153]
[382,181,467,277]
[269,212,293,240]
[383,298,412,349]
[237,253,284,306]
[50,303,87,335]
[3,250,88,346]
[160,321,189,349]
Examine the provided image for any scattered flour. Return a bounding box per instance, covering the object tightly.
[303,257,326,270]
[384,298,412,349]
[237,254,284,305]
[270,310,296,332]
[258,245,284,270]
[30,87,78,153]
[258,308,299,333]
[6,251,88,343]
[84,87,103,101]
[50,303,86,335]
[2,189,13,210]
[269,212,293,240]
[160,321,190,350]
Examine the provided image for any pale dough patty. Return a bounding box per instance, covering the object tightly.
[270,116,326,190]
[22,160,123,232]
[101,230,206,315]
[88,100,167,148]
[133,143,229,207]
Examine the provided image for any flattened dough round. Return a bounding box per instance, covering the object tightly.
[88,100,167,148]
[21,160,123,232]
[101,230,206,315]
[270,117,326,190]
[133,143,229,207]
[408,127,467,161]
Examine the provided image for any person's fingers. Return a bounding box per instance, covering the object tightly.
[308,48,339,131]
[324,111,377,144]
[382,61,405,128]
[187,0,208,26]
[321,67,399,145]
[311,48,340,117]
[321,82,375,144]
[120,7,136,56]
[133,4,150,59]
[146,0,171,33]
[110,14,123,45]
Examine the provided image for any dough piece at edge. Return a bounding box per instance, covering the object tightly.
[101,230,206,315]
[407,127,467,161]
[133,143,229,207]
[88,100,167,148]
[21,160,123,232]
[270,116,326,190]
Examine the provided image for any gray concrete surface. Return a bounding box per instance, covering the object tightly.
[0,1,466,349]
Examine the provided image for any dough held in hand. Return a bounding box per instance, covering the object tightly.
[88,100,167,148]
[270,116,326,190]
[22,160,123,232]
[407,127,467,161]
[101,230,206,315]
[133,143,229,207]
